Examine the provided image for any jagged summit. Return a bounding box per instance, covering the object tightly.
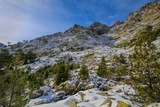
[88,22,110,35]
[7,1,160,55]
[65,24,87,34]
[90,22,104,27]
[65,22,110,35]
[9,21,115,57]
[73,24,84,28]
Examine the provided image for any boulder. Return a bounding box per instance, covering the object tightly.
[78,92,86,101]
[40,86,50,93]
[34,100,48,105]
[68,99,78,107]
[30,90,44,99]
[117,101,131,107]
[100,98,112,106]
[56,81,77,95]
[76,82,85,91]
[54,91,66,101]
[85,82,95,90]
[99,85,108,91]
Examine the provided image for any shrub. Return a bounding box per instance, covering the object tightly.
[54,62,70,85]
[79,64,89,80]
[117,101,131,107]
[97,56,107,78]
[129,43,160,103]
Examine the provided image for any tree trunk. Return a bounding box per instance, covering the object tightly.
[9,84,15,107]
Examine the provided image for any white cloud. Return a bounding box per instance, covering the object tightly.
[0,0,69,44]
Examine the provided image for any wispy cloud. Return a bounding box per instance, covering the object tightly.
[0,0,70,44]
[0,0,155,44]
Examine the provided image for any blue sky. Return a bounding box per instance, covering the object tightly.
[0,0,155,44]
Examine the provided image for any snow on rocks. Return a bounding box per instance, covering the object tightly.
[29,83,136,107]
[24,41,129,73]
[27,57,56,72]
[26,86,56,107]
[40,86,51,94]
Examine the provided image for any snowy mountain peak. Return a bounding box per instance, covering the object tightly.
[65,24,87,34]
[89,22,110,35]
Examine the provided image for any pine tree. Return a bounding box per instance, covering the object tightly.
[79,64,89,80]
[0,52,27,107]
[54,62,70,85]
[114,53,128,77]
[97,56,107,78]
[15,49,26,63]
[129,43,160,103]
[0,49,12,70]
[25,51,37,64]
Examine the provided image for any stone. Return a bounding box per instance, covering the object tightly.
[117,101,131,107]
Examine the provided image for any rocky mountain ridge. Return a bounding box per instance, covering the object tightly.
[6,1,160,72]
[9,2,160,53]
[1,1,160,107]
[114,1,160,47]
[9,21,116,57]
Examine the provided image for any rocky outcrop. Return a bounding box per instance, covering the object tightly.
[55,81,77,95]
[117,101,131,107]
[30,90,44,99]
[117,2,160,35]
[65,22,110,36]
[130,2,159,27]
[65,24,87,34]
[114,1,160,47]
[30,86,51,99]
[68,99,78,107]
[88,22,110,35]
[111,21,123,29]
[54,91,67,101]
[100,98,112,106]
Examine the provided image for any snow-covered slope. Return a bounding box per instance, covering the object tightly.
[4,1,160,107]
[33,86,134,107]
[9,22,114,57]
[26,73,135,107]
[9,22,124,72]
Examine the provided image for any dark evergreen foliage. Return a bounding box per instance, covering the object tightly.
[79,64,89,80]
[0,52,27,107]
[54,62,70,85]
[0,49,12,70]
[129,43,160,103]
[97,56,107,78]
